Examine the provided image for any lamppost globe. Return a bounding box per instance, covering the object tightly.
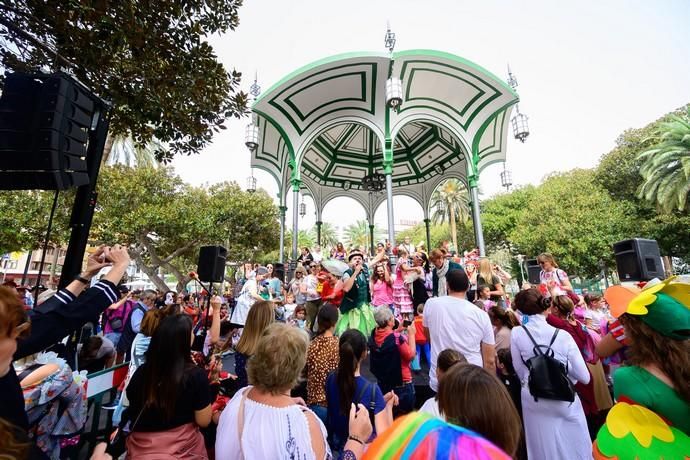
[385,77,403,108]
[245,123,259,151]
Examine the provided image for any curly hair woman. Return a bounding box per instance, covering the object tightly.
[616,313,690,434]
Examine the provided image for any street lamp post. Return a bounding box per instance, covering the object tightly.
[516,254,526,285]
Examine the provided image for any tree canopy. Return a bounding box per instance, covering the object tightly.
[0,0,248,162]
[91,165,279,290]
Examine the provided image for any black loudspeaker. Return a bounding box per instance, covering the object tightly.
[526,259,541,285]
[273,262,285,283]
[197,246,227,282]
[0,72,97,190]
[613,238,664,282]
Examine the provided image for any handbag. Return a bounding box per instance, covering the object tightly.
[105,405,145,457]
[108,317,123,331]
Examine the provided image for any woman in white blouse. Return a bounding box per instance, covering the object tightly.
[215,323,330,459]
[510,288,592,460]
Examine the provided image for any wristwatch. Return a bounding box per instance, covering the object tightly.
[75,275,91,284]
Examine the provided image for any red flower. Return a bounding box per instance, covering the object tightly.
[189,271,198,279]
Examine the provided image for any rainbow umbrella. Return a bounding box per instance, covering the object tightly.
[363,412,510,460]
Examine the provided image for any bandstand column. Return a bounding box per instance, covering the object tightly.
[291,179,301,261]
[469,174,486,256]
[315,221,322,246]
[384,164,396,253]
[278,206,287,264]
[424,218,431,252]
[369,224,375,255]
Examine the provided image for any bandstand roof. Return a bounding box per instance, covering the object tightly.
[250,50,519,221]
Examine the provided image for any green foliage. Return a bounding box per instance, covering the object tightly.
[285,230,314,254]
[309,222,338,249]
[91,165,278,290]
[397,221,475,252]
[0,0,248,162]
[430,179,471,252]
[481,185,536,251]
[594,105,690,261]
[343,220,381,250]
[0,190,73,254]
[508,170,633,277]
[638,107,690,212]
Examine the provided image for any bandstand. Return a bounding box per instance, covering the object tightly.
[243,46,528,264]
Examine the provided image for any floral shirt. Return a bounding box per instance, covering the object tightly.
[306,334,339,406]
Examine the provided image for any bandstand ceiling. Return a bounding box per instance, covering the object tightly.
[250,50,519,217]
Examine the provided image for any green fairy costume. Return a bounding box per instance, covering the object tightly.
[334,253,376,337]
[593,277,690,459]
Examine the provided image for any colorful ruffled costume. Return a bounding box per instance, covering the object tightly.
[363,412,510,460]
[593,277,690,459]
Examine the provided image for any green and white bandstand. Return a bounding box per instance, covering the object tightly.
[244,48,528,263]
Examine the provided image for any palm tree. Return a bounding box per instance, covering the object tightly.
[344,220,376,250]
[638,107,690,212]
[102,133,161,167]
[430,179,470,253]
[284,229,314,257]
[310,222,338,250]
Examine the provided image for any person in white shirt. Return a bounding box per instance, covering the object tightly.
[423,269,496,391]
[312,245,323,264]
[419,348,466,418]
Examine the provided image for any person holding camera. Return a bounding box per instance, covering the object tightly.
[368,307,416,417]
[1,244,129,459]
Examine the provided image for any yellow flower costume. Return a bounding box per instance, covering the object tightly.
[594,277,690,459]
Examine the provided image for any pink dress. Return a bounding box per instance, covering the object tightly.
[371,279,394,308]
[392,260,415,315]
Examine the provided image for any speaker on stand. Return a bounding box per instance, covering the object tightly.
[197,246,227,284]
[613,238,665,282]
[525,259,541,285]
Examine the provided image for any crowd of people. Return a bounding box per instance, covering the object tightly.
[1,240,688,459]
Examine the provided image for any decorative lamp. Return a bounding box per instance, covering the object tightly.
[434,164,444,175]
[511,112,529,143]
[299,196,306,218]
[385,77,403,108]
[362,172,386,192]
[500,167,513,190]
[246,174,257,193]
[245,122,259,151]
[343,180,351,191]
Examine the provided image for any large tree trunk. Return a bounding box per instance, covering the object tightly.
[129,250,170,292]
[449,205,458,254]
[101,133,115,165]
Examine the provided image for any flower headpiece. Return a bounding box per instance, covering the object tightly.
[604,276,690,340]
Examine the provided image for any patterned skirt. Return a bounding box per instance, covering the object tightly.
[392,283,414,314]
[335,303,377,337]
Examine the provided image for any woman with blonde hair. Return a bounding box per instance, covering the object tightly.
[216,323,331,459]
[537,252,573,297]
[234,300,274,389]
[478,258,505,308]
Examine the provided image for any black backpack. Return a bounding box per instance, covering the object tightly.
[368,332,403,394]
[521,327,575,403]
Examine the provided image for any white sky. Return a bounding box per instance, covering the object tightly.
[172,0,690,233]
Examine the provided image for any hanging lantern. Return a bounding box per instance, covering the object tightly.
[246,175,257,193]
[385,77,403,108]
[245,122,259,151]
[299,196,306,218]
[500,168,513,190]
[511,112,529,143]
